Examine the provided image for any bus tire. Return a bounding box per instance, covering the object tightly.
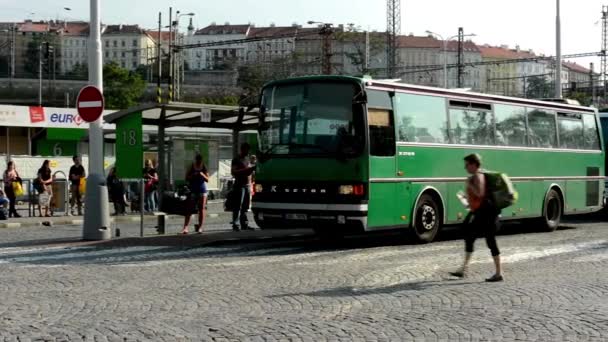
[540,189,562,232]
[411,194,441,243]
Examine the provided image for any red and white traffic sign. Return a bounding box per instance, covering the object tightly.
[76,85,104,123]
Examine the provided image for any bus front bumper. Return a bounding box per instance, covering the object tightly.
[251,202,368,230]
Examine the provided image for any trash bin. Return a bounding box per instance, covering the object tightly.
[51,178,68,215]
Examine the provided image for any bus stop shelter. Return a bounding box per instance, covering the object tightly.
[104,101,259,210]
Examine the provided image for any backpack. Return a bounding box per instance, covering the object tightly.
[483,171,518,210]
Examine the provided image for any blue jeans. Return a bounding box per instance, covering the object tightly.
[145,191,156,212]
[231,185,250,228]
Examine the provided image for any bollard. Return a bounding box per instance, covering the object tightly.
[140,178,145,237]
[157,214,165,235]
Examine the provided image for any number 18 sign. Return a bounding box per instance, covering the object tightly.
[116,112,143,179]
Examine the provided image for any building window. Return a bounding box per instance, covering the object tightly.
[133,51,137,57]
[113,51,117,58]
[121,40,126,47]
[105,41,109,48]
[121,61,125,68]
[121,52,126,58]
[113,40,117,47]
[132,39,138,47]
[105,51,109,58]
[132,61,137,68]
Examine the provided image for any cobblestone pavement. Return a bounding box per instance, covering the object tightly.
[0,219,606,341]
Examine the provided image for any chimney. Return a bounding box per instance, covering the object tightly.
[515,44,520,52]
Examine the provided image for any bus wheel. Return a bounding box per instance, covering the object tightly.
[412,194,441,243]
[540,189,562,232]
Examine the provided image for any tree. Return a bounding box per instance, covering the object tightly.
[526,76,553,99]
[65,63,88,80]
[103,62,146,109]
[334,25,386,76]
[568,91,592,106]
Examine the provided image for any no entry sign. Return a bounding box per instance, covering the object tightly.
[76,86,104,123]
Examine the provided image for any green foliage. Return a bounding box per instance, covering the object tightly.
[103,62,146,109]
[568,92,592,106]
[526,76,553,99]
[334,25,385,76]
[65,63,88,80]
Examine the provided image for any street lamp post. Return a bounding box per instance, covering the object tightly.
[555,0,563,98]
[83,0,111,240]
[173,11,194,101]
[426,30,476,89]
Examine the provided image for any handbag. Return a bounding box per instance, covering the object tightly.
[12,181,24,197]
[33,179,44,194]
[79,178,86,194]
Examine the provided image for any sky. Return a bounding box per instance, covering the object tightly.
[1,0,605,68]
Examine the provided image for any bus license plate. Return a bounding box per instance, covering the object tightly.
[286,214,307,221]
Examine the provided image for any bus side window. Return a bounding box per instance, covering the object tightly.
[394,93,448,144]
[368,108,396,156]
[527,109,557,148]
[583,114,601,150]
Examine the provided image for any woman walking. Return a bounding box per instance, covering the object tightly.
[37,160,53,217]
[181,154,209,235]
[3,161,21,218]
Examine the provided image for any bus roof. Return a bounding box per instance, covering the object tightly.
[368,79,596,113]
[263,75,595,114]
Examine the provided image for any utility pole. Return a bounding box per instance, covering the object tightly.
[602,5,608,103]
[9,24,15,82]
[591,62,596,106]
[365,30,370,73]
[157,11,162,104]
[386,0,401,79]
[38,44,42,106]
[555,0,563,98]
[83,0,111,241]
[320,24,333,75]
[457,27,464,88]
[168,7,173,102]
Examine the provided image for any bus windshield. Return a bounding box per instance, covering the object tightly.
[259,81,364,157]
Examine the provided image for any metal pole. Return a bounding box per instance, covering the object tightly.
[157,12,162,104]
[555,0,563,98]
[38,45,42,106]
[168,7,173,102]
[591,62,597,106]
[83,0,111,241]
[443,40,448,88]
[140,178,144,237]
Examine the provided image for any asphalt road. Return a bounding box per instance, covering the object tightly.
[0,218,606,341]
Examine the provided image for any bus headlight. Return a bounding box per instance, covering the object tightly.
[255,184,263,193]
[339,184,365,196]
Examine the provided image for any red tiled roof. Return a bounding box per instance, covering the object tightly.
[248,26,299,38]
[61,22,89,36]
[396,35,441,49]
[195,24,251,35]
[145,30,174,42]
[563,61,590,74]
[19,22,49,33]
[479,45,537,59]
[103,24,146,35]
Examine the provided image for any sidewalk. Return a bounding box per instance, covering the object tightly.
[1,200,232,229]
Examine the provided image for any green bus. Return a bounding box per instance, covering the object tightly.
[252,76,604,242]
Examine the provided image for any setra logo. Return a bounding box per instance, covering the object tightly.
[49,113,84,126]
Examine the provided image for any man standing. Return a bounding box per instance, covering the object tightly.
[231,143,256,231]
[451,154,504,282]
[69,155,86,216]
